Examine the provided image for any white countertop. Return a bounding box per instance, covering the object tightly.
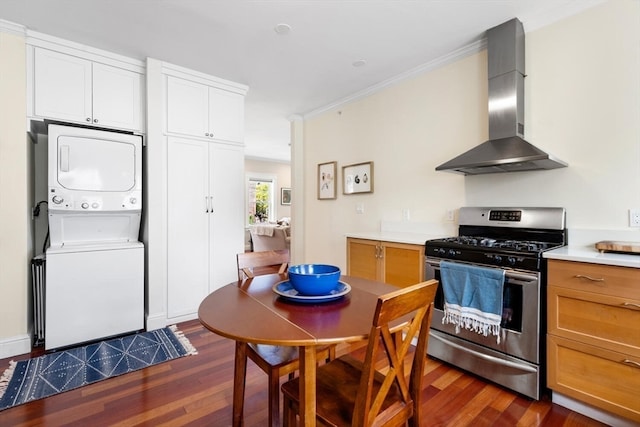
[543,228,640,268]
[346,221,455,246]
[544,246,640,269]
[345,231,445,246]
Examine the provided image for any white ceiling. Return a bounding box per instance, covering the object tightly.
[1,0,603,162]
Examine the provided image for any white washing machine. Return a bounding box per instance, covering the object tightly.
[46,242,144,349]
[45,124,144,350]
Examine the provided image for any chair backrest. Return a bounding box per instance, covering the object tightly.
[237,249,290,280]
[353,279,438,427]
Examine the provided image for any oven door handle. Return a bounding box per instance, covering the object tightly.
[430,332,538,373]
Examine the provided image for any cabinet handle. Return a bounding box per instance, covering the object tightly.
[573,274,605,282]
[622,359,640,369]
[205,196,209,213]
[621,302,640,310]
[209,196,214,213]
[93,118,98,123]
[86,117,91,122]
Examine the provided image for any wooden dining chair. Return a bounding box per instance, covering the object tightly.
[237,249,290,280]
[281,279,438,427]
[235,250,336,427]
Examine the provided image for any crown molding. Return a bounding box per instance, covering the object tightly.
[0,19,27,37]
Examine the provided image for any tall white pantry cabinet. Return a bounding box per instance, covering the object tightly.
[166,137,244,319]
[146,60,248,325]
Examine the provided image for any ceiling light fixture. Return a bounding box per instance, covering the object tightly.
[352,59,367,67]
[274,23,292,35]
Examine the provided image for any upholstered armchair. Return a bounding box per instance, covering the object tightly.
[249,225,290,252]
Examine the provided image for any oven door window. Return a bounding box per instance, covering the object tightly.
[432,268,524,333]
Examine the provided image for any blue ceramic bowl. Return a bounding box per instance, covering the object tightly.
[288,264,341,296]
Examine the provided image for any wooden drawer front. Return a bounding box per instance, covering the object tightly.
[548,286,640,357]
[548,260,640,299]
[547,335,640,422]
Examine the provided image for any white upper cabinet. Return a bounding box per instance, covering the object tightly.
[166,74,245,143]
[32,47,144,132]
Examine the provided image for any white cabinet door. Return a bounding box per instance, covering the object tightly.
[166,75,245,143]
[208,86,245,143]
[209,143,245,292]
[166,76,209,138]
[167,136,210,319]
[93,63,143,130]
[32,47,144,132]
[34,48,92,123]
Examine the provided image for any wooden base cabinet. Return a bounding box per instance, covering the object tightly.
[346,238,424,287]
[547,259,640,422]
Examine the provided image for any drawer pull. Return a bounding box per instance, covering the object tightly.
[621,302,640,310]
[622,359,640,369]
[574,274,605,282]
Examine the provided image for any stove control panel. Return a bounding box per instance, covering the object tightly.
[489,210,522,222]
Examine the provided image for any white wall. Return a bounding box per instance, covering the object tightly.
[300,0,640,270]
[0,28,31,357]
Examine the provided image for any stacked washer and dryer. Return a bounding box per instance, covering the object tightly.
[45,124,144,350]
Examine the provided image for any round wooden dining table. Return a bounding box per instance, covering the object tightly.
[198,273,404,427]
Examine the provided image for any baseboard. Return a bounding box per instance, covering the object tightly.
[165,312,199,326]
[551,392,637,427]
[146,312,168,332]
[0,333,32,359]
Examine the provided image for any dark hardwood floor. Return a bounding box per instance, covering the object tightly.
[0,320,607,426]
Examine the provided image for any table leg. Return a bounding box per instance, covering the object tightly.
[299,345,317,427]
[233,341,248,427]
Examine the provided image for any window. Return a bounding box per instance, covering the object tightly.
[246,173,277,225]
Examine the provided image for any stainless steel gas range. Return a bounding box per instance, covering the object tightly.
[425,207,567,399]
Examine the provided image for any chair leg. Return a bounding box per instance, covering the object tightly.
[282,394,294,427]
[268,369,281,427]
[233,342,248,427]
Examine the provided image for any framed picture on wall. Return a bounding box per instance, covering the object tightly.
[342,161,373,194]
[317,161,337,200]
[281,187,291,205]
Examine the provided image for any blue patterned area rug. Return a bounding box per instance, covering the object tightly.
[0,325,197,411]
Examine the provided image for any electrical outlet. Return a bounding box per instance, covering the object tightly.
[446,209,455,221]
[630,209,640,227]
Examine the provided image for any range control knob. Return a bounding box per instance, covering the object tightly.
[494,255,503,263]
[508,257,517,265]
[52,195,63,204]
[81,202,89,209]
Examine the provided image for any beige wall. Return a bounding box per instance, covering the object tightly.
[0,29,30,356]
[301,0,640,269]
[245,158,292,220]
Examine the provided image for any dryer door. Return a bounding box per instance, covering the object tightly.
[54,134,136,192]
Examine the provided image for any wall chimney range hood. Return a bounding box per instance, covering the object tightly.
[436,18,567,175]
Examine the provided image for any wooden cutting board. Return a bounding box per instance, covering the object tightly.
[595,240,640,254]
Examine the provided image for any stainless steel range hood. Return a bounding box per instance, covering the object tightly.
[436,18,567,175]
